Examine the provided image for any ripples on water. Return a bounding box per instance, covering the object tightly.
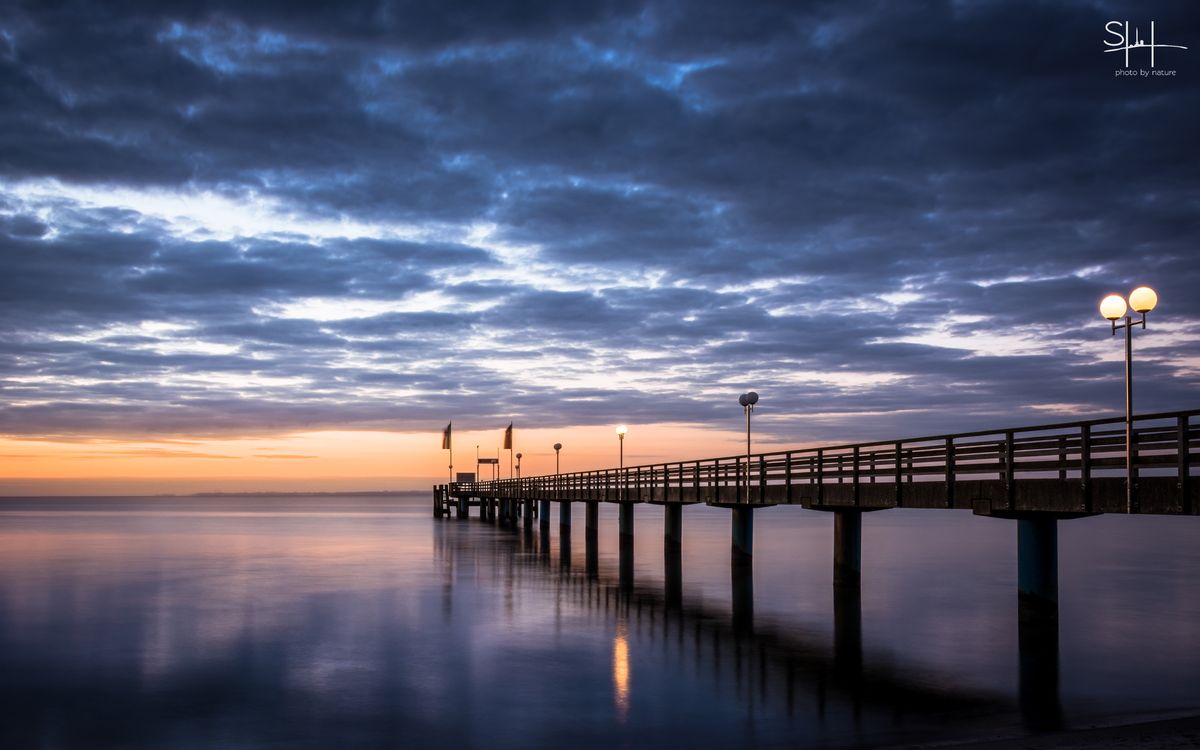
[0,494,1197,748]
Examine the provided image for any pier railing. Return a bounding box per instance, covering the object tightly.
[450,409,1199,515]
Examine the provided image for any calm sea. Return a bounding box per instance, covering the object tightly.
[0,494,1197,748]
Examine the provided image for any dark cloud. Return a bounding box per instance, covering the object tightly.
[1,0,1197,445]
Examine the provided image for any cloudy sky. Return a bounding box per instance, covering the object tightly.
[2,0,1198,492]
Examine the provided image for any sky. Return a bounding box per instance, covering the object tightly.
[1,0,1198,493]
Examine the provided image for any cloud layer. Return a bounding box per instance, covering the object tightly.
[2,0,1198,446]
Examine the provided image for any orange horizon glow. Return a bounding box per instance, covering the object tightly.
[0,421,797,495]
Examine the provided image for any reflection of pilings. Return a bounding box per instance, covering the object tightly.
[560,529,572,569]
[1018,610,1062,731]
[833,584,862,700]
[539,523,551,557]
[665,545,682,609]
[431,521,1008,729]
[731,559,753,634]
[523,497,533,530]
[834,511,862,588]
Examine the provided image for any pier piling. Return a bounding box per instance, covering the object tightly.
[664,504,683,553]
[833,511,862,588]
[731,506,754,561]
[1018,517,1058,618]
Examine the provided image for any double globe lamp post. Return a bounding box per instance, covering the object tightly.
[1099,285,1158,514]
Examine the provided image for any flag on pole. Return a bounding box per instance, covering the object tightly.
[442,422,452,449]
[503,422,513,450]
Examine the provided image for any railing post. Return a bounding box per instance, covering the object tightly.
[945,437,955,509]
[1057,436,1067,481]
[816,448,825,504]
[894,442,903,507]
[759,455,766,504]
[1130,423,1140,514]
[851,446,860,506]
[1081,424,1092,513]
[785,452,793,504]
[694,461,700,503]
[1179,415,1191,515]
[734,456,742,503]
[1004,430,1016,511]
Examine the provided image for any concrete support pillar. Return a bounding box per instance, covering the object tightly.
[731,505,754,561]
[559,501,572,531]
[585,501,598,535]
[619,502,634,589]
[523,497,533,529]
[539,500,551,527]
[664,504,683,553]
[585,526,599,579]
[1018,517,1058,618]
[665,544,682,609]
[834,511,862,588]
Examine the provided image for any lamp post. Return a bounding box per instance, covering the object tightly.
[615,425,627,468]
[516,452,522,480]
[1099,286,1158,514]
[553,443,562,474]
[738,392,759,503]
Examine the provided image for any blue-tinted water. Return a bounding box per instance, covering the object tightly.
[0,494,1197,748]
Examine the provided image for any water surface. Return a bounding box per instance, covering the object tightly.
[1,494,1197,748]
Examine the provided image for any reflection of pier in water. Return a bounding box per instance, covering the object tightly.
[432,520,1062,740]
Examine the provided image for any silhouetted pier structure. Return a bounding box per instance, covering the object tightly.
[434,409,1197,618]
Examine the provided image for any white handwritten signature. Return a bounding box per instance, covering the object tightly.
[1105,21,1187,68]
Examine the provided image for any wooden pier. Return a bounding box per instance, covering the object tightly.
[435,408,1198,616]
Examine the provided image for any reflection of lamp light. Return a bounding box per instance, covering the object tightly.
[615,425,627,468]
[1097,286,1159,514]
[612,621,630,722]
